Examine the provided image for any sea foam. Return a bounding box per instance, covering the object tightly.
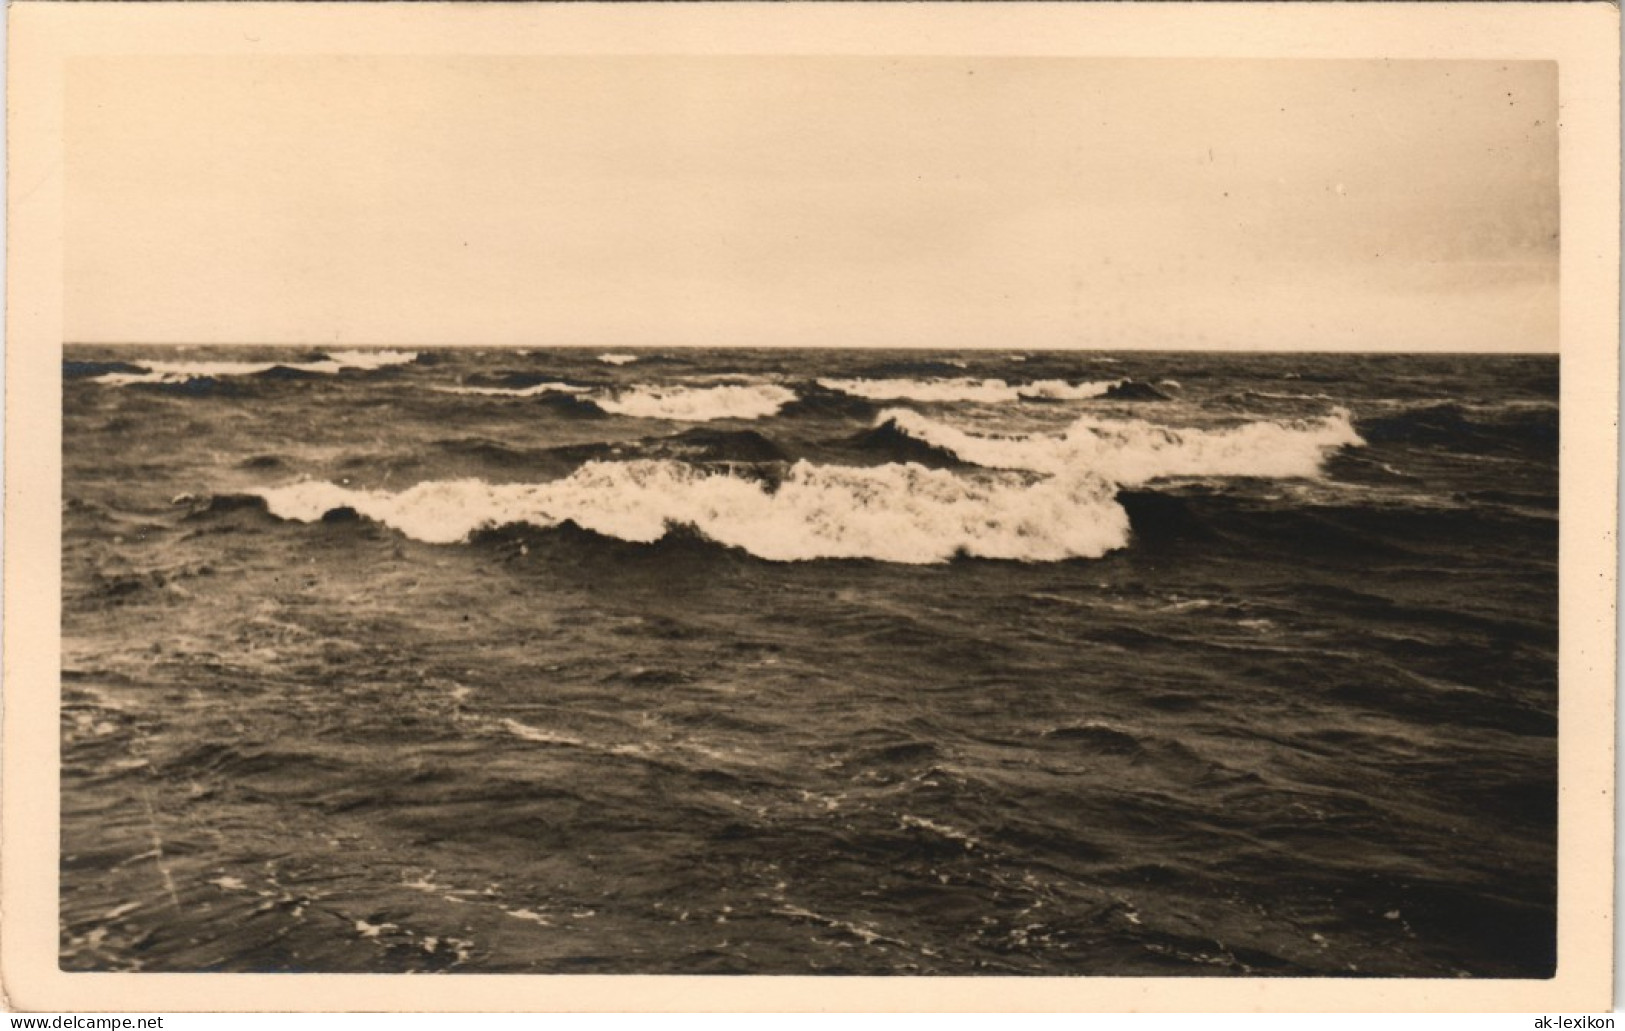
[594,383,796,421]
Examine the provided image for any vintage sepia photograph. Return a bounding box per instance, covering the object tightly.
[56,53,1562,978]
[5,1,1617,1014]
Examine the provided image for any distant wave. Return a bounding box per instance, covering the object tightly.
[324,349,420,371]
[849,359,977,380]
[432,382,589,398]
[92,349,419,386]
[817,377,1118,403]
[597,353,639,366]
[873,407,1363,481]
[64,360,146,380]
[593,383,796,421]
[427,378,795,422]
[253,459,1130,563]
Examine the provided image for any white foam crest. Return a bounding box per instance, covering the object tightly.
[1016,379,1119,401]
[597,353,639,365]
[95,350,418,385]
[594,383,795,421]
[819,377,1117,404]
[255,459,1131,563]
[877,408,1363,482]
[876,409,1044,471]
[432,382,588,398]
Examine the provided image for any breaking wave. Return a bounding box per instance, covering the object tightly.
[246,404,1363,564]
[92,350,419,386]
[593,383,796,421]
[253,460,1130,564]
[597,353,639,366]
[1018,380,1123,401]
[873,408,1363,481]
[817,377,1118,403]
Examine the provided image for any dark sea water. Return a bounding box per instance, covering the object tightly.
[61,346,1557,977]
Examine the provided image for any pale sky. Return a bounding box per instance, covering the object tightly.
[66,57,1558,350]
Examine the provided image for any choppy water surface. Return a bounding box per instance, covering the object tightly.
[62,347,1557,976]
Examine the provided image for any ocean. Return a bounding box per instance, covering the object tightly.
[60,345,1558,977]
